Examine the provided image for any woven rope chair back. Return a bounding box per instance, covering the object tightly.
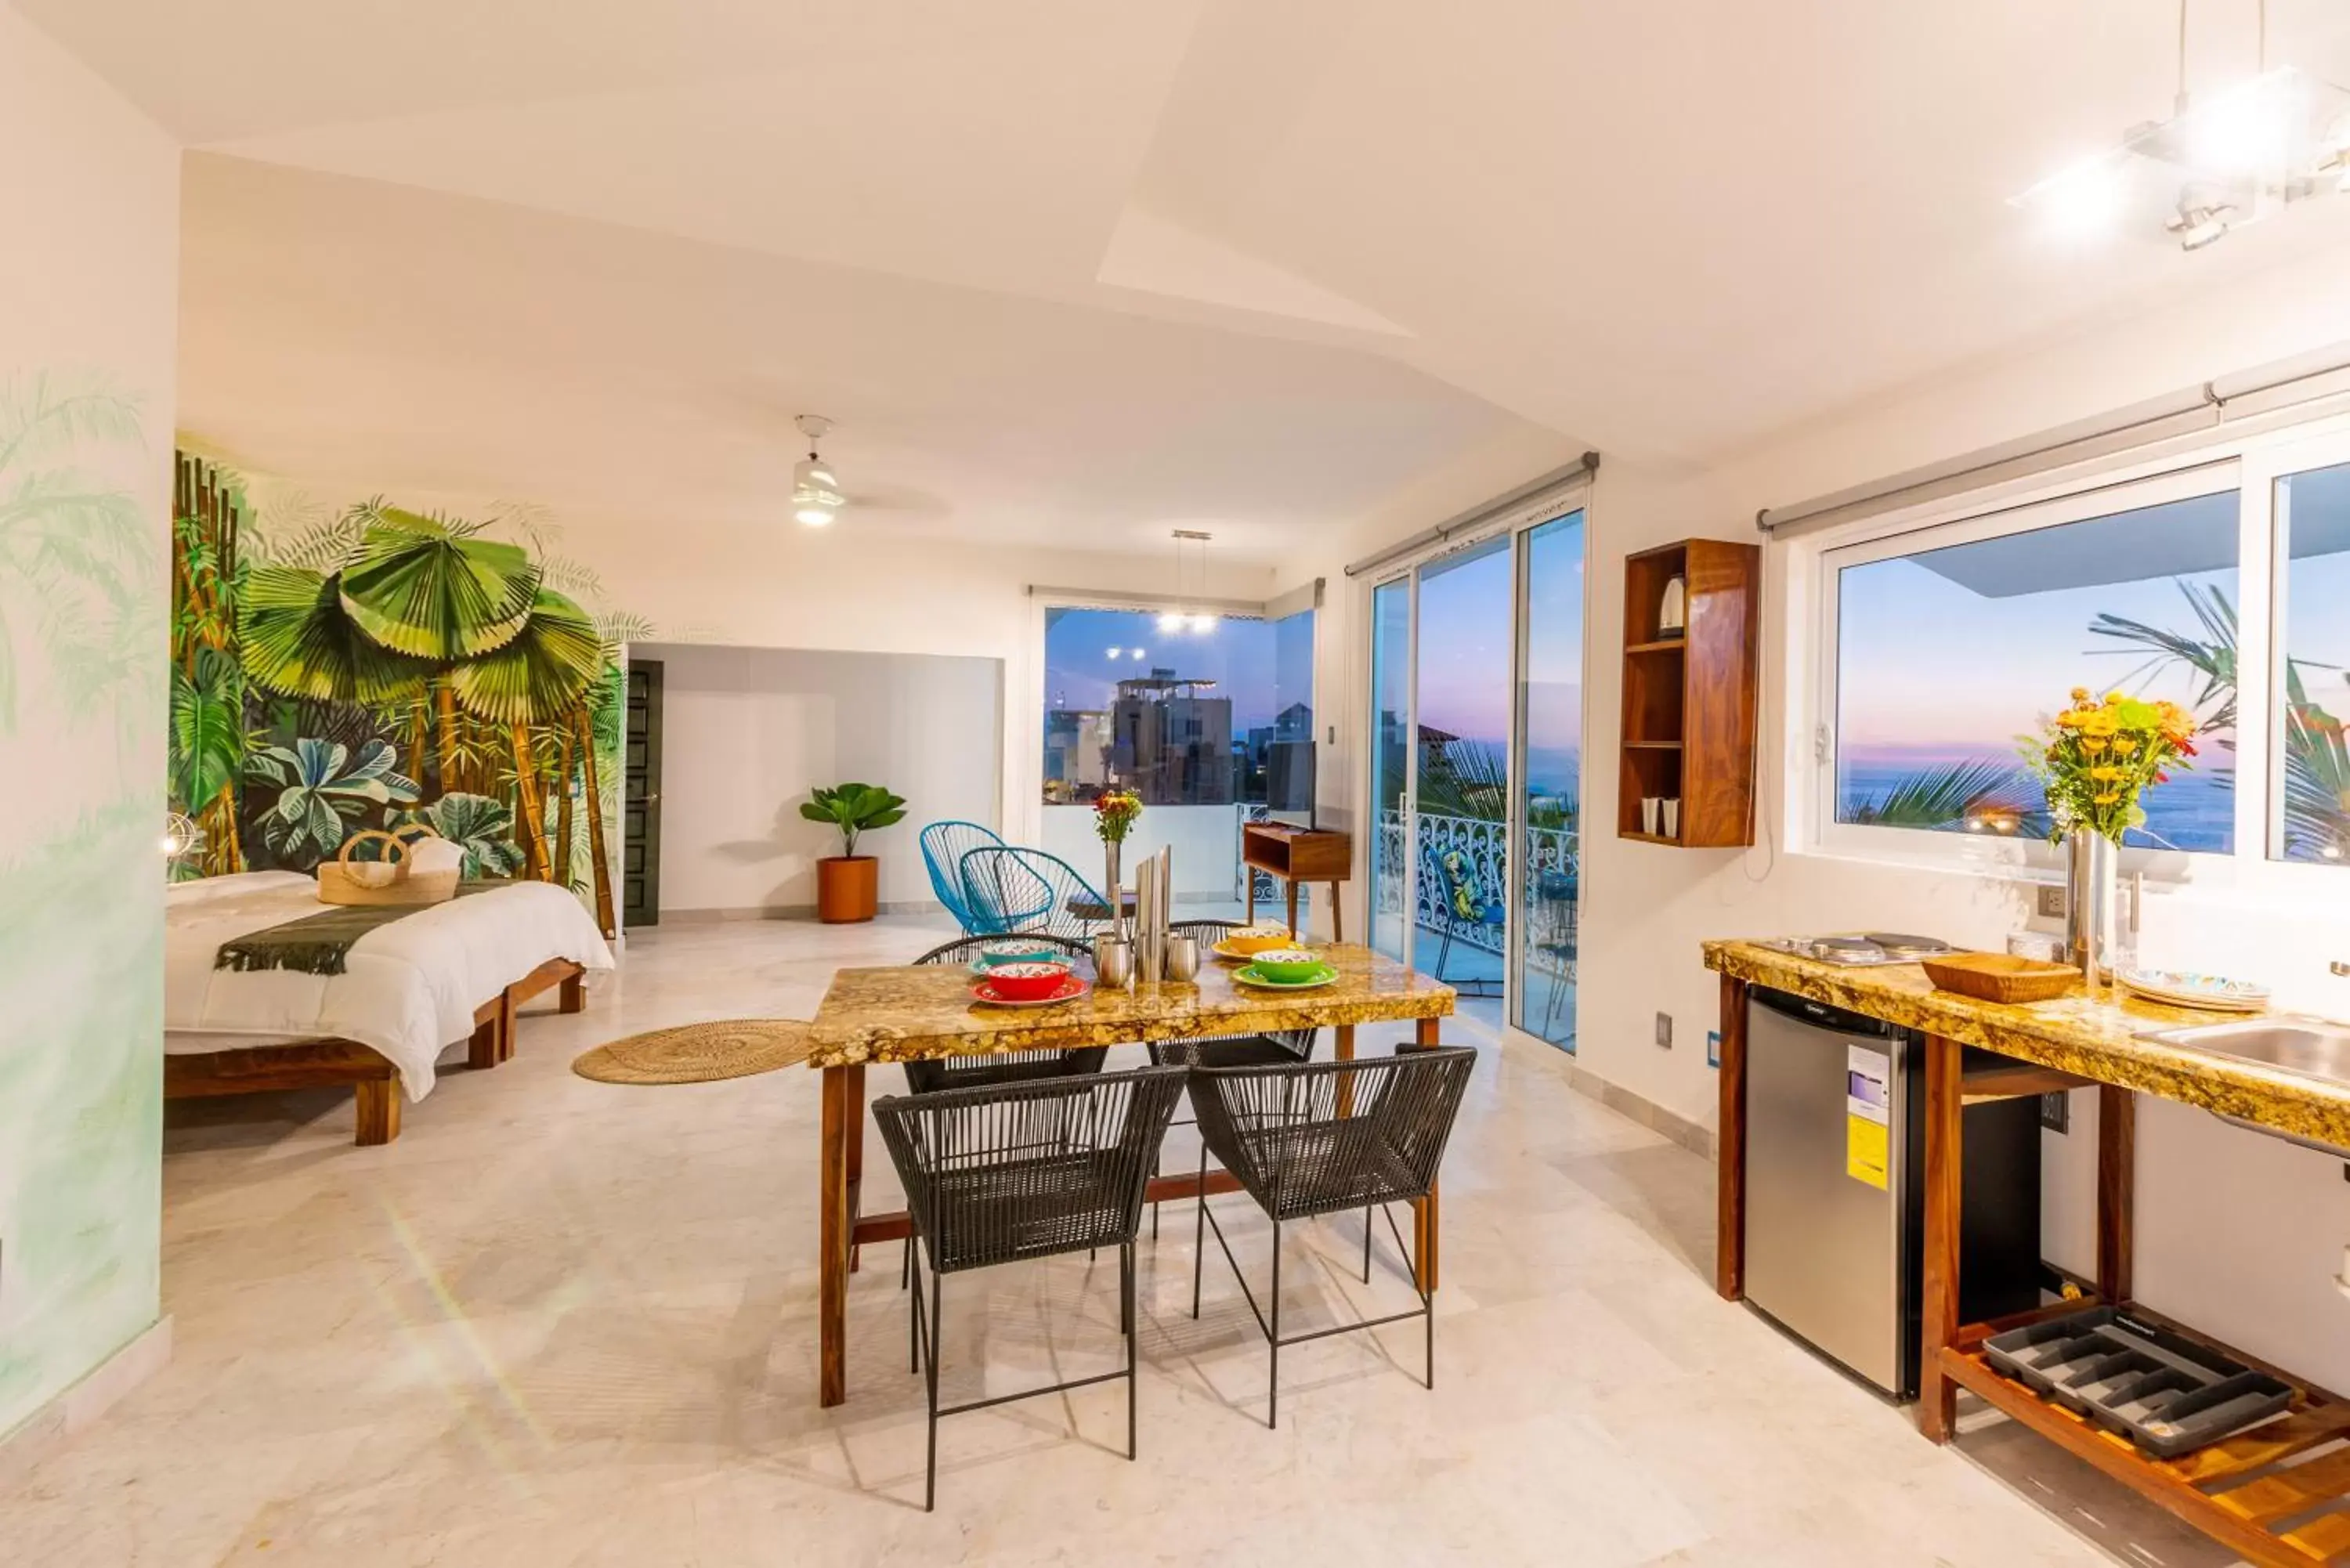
[1188,1047,1476,1221]
[957,844,1104,940]
[920,821,1004,932]
[873,1066,1188,1273]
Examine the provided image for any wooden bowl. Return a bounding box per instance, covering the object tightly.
[1921,952,2077,1004]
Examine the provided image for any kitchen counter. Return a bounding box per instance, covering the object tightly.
[1703,939,2350,1151]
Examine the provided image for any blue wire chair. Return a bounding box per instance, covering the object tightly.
[919,820,1004,932]
[958,845,1115,941]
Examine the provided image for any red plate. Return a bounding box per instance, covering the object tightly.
[970,974,1091,1008]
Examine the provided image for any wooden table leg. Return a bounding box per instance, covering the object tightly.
[845,1067,867,1275]
[1412,1015,1441,1294]
[1919,1032,1964,1443]
[1329,882,1343,942]
[819,1062,864,1408]
[2097,1085,2135,1304]
[1245,869,1255,927]
[1716,974,1748,1301]
[1285,880,1299,938]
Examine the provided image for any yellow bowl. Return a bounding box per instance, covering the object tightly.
[1221,926,1292,956]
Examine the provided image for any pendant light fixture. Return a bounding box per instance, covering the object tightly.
[1156,529,1218,634]
[791,414,847,527]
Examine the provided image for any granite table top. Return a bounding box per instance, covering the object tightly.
[1705,939,2350,1151]
[805,941,1457,1069]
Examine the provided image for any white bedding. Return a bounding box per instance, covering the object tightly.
[166,872,616,1100]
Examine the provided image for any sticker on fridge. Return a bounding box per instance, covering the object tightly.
[1846,1043,1889,1190]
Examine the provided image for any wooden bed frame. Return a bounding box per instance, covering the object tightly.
[164,958,587,1146]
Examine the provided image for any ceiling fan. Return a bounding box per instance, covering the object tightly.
[792,414,848,527]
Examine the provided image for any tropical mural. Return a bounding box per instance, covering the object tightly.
[167,454,640,934]
[0,370,166,1439]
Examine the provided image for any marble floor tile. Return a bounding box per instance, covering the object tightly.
[0,916,2226,1565]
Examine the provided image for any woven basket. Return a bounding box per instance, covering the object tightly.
[1921,952,2077,1005]
[316,828,461,907]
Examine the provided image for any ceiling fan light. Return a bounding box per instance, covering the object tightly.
[794,504,836,526]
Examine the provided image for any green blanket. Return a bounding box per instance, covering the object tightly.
[213,880,509,977]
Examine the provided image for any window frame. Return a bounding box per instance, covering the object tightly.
[1794,406,2350,901]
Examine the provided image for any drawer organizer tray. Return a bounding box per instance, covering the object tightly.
[1983,1306,2293,1459]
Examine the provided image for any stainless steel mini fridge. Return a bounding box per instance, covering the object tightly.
[1743,985,2041,1398]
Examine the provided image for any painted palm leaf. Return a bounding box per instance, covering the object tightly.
[410,791,527,878]
[1844,758,2033,829]
[449,588,603,724]
[338,508,538,659]
[247,737,421,862]
[239,564,432,705]
[168,647,242,813]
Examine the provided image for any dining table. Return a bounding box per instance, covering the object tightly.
[801,941,1459,1407]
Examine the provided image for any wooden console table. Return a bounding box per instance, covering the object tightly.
[1242,822,1350,938]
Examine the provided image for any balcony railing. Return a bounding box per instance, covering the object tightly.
[1372,807,1577,974]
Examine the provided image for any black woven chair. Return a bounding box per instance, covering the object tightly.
[909,934,1107,1093]
[1186,1044,1477,1428]
[1140,919,1318,1239]
[874,1066,1188,1511]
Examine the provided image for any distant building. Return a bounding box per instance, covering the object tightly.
[1043,707,1111,802]
[1110,667,1234,804]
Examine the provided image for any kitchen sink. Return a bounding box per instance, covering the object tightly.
[2141,1020,2350,1086]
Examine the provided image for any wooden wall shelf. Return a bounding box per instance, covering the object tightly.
[1618,538,1760,847]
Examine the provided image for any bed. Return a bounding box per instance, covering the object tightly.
[164,872,617,1143]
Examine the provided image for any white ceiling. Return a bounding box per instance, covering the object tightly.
[29,0,2350,555]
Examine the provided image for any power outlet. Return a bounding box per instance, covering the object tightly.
[2037,883,2066,919]
[1707,1029,1721,1068]
[2041,1092,2070,1133]
[1654,1011,1673,1050]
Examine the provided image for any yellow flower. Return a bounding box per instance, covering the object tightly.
[2106,691,2125,705]
[2094,792,2122,805]
[2056,710,2085,729]
[2083,713,2118,737]
[2070,686,2092,704]
[2113,738,2138,757]
[2090,765,2122,781]
[2081,738,2109,755]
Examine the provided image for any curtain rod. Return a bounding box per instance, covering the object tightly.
[1343,451,1600,579]
[1755,341,2350,536]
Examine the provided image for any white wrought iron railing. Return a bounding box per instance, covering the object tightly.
[1372,808,1577,971]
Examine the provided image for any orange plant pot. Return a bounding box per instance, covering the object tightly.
[816,855,879,923]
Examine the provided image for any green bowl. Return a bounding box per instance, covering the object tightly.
[1249,948,1326,984]
[974,939,1061,969]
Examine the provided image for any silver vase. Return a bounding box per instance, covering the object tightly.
[2065,831,2117,989]
[1102,840,1125,945]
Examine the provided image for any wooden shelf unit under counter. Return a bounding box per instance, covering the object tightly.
[1618,539,1759,847]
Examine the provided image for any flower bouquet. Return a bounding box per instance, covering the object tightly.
[1092,789,1142,942]
[2020,688,2199,985]
[2019,687,2200,844]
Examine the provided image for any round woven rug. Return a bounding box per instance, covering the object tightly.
[571,1019,812,1086]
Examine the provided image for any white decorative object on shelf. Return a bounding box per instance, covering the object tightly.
[1661,798,1681,839]
[1657,573,1687,637]
[1641,797,1661,835]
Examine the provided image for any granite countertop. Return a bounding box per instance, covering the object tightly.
[805,941,1456,1069]
[1705,940,2350,1151]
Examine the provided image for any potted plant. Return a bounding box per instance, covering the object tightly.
[801,782,908,923]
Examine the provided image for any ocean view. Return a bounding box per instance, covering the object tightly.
[1837,755,2235,853]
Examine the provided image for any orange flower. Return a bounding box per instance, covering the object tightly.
[2070,686,2092,704]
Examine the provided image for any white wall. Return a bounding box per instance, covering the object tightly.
[1286,245,2350,1393]
[637,642,1000,914]
[0,2,178,1442]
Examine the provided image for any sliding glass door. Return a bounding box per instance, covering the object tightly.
[1512,511,1584,1049]
[1366,504,1584,1047]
